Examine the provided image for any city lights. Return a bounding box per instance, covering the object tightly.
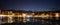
[0,10,60,23]
[26,15,30,22]
[55,13,59,17]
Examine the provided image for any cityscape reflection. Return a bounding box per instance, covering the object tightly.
[0,10,60,25]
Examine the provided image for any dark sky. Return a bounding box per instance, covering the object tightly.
[0,0,60,12]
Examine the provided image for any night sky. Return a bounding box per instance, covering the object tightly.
[0,0,60,12]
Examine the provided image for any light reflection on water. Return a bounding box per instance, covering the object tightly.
[1,17,60,25]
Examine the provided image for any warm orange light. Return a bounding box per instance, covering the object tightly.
[55,13,59,17]
[22,13,26,22]
[22,13,26,17]
[17,15,22,17]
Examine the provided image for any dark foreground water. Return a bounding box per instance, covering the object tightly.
[2,21,60,25]
[2,17,60,25]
